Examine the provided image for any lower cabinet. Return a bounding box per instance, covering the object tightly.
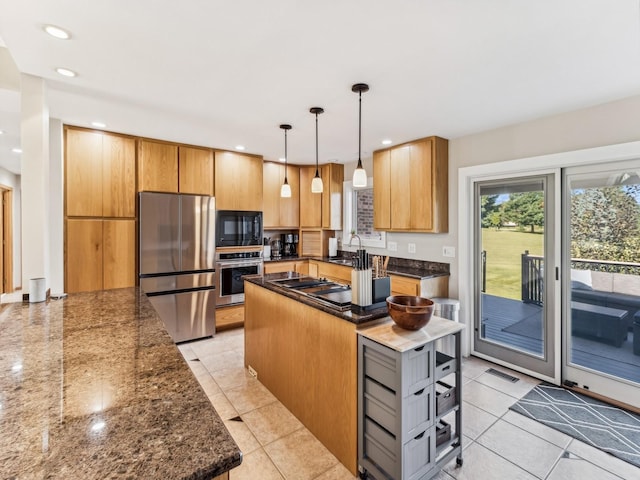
[216,304,244,330]
[66,218,135,293]
[358,328,462,479]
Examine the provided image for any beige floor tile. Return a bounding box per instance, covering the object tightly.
[193,371,221,397]
[223,418,261,455]
[476,419,563,478]
[428,468,456,480]
[546,455,622,480]
[242,401,304,446]
[265,428,339,480]
[211,365,255,391]
[184,358,209,377]
[502,410,572,449]
[199,349,244,374]
[225,380,277,415]
[443,442,537,480]
[230,447,284,480]
[314,462,358,479]
[567,438,640,480]
[461,356,495,380]
[462,380,517,417]
[209,392,238,420]
[473,369,539,399]
[443,401,498,440]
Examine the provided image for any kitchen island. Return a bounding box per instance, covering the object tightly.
[0,288,241,479]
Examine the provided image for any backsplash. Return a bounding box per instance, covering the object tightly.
[336,250,450,275]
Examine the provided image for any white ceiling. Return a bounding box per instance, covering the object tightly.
[0,0,639,175]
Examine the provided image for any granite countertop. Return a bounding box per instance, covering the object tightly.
[245,272,390,325]
[0,288,241,479]
[265,254,450,280]
[357,317,465,352]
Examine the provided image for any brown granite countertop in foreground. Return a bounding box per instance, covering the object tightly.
[0,288,241,479]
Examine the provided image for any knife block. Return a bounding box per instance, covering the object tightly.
[371,277,391,303]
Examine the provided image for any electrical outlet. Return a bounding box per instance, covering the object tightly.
[248,365,258,379]
[408,243,416,253]
[443,246,456,258]
[388,241,398,251]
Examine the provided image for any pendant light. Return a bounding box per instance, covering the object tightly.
[280,124,292,198]
[310,107,324,193]
[352,83,369,188]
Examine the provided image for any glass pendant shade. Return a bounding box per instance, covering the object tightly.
[311,172,323,193]
[351,83,370,188]
[280,180,292,197]
[353,160,367,187]
[310,107,324,193]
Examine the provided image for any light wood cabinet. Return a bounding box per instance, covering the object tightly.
[263,260,308,275]
[137,139,179,193]
[66,218,135,293]
[214,151,263,211]
[309,260,352,284]
[299,166,323,227]
[263,162,300,229]
[216,304,244,330]
[66,128,135,218]
[299,164,344,229]
[179,146,214,195]
[321,163,344,230]
[389,273,449,298]
[374,136,448,232]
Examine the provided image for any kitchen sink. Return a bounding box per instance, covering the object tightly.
[328,258,354,266]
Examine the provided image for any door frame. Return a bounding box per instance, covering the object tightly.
[458,141,640,384]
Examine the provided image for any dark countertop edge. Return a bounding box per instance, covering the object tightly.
[244,273,389,325]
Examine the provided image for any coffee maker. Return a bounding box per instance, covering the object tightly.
[282,233,298,257]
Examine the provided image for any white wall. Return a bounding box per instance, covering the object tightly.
[342,94,640,301]
[49,119,64,294]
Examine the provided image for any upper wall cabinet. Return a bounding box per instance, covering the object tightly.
[299,163,344,229]
[179,146,214,196]
[263,161,300,229]
[373,136,448,232]
[137,139,179,193]
[66,127,136,218]
[214,151,263,211]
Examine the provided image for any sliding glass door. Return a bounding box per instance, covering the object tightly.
[473,174,558,379]
[563,161,640,409]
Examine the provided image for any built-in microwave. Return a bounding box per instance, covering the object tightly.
[215,210,263,247]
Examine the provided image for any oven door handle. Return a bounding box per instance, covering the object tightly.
[216,261,263,268]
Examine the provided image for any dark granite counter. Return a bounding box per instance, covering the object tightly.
[244,272,390,325]
[0,288,241,479]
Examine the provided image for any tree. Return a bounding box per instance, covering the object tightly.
[480,194,500,228]
[571,186,640,261]
[501,192,544,233]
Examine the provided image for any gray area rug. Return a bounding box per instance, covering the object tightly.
[501,315,543,340]
[510,384,640,468]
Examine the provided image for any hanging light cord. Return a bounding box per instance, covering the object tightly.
[357,89,363,166]
[315,112,320,176]
[284,128,288,182]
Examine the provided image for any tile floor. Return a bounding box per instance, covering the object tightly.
[179,328,640,480]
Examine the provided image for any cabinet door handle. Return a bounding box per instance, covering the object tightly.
[442,365,451,371]
[414,346,424,352]
[414,431,425,440]
[414,388,425,396]
[444,392,451,398]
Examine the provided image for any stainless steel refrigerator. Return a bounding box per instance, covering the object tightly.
[138,192,216,342]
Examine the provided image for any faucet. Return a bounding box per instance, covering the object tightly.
[348,233,362,250]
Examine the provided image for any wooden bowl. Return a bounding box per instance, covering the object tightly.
[386,295,435,330]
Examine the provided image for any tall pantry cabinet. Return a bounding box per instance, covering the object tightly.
[65,127,136,293]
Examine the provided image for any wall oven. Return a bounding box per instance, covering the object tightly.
[216,210,263,247]
[215,249,263,306]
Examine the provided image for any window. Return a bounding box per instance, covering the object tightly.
[343,177,386,248]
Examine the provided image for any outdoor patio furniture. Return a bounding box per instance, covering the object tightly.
[571,301,629,347]
[571,285,640,320]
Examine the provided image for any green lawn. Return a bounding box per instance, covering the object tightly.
[482,228,544,300]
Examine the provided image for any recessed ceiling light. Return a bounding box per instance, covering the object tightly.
[56,67,77,77]
[91,121,107,128]
[235,145,245,151]
[382,139,392,145]
[279,157,286,162]
[12,148,22,154]
[0,130,4,135]
[44,25,71,40]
